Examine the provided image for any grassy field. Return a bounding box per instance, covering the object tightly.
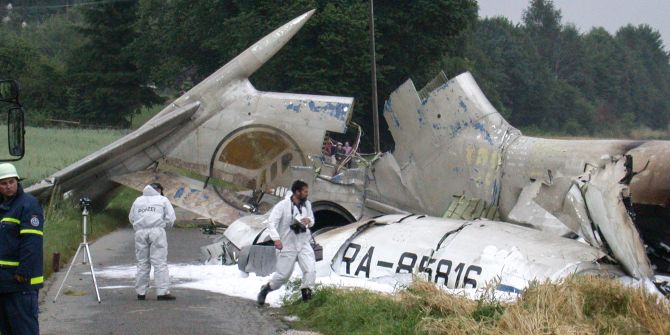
[0,126,131,278]
[1,126,128,185]
[130,104,164,129]
[284,277,670,335]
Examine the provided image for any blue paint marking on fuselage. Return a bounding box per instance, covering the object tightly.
[384,100,401,129]
[473,122,494,145]
[307,101,349,121]
[449,121,466,138]
[286,102,301,113]
[416,107,427,128]
[496,284,522,294]
[459,97,468,112]
[175,187,185,199]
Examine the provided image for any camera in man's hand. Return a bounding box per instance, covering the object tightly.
[291,206,308,234]
[290,221,307,234]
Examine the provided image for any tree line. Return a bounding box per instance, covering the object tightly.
[0,0,669,150]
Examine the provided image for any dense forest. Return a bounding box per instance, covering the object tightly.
[1,0,669,150]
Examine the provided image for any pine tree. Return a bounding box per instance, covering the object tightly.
[67,1,159,127]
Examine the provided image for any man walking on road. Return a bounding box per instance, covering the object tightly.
[129,183,177,300]
[0,163,44,335]
[257,180,316,306]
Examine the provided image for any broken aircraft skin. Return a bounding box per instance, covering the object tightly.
[28,10,669,293]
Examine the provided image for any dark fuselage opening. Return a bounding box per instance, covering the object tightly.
[633,203,670,274]
[312,201,356,231]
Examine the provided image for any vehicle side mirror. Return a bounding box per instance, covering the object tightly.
[0,107,25,161]
[0,80,19,104]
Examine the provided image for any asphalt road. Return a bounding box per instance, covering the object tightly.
[39,227,288,335]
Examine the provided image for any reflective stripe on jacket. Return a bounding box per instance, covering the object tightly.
[0,184,44,292]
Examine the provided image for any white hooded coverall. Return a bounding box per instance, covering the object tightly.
[129,185,176,296]
[266,196,316,290]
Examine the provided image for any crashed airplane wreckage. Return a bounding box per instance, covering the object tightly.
[227,68,668,291]
[28,10,670,293]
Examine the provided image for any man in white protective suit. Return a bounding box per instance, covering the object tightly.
[257,180,316,306]
[129,183,177,301]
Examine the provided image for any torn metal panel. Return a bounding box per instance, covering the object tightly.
[533,177,581,233]
[365,153,424,213]
[497,138,644,217]
[223,214,271,248]
[507,180,575,236]
[373,72,521,217]
[496,136,659,278]
[111,169,244,225]
[582,158,653,278]
[443,195,499,221]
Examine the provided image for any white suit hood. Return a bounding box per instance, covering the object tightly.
[129,185,176,230]
[143,185,160,196]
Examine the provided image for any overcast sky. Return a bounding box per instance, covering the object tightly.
[477,0,670,51]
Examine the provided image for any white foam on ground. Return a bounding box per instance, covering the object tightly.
[99,285,134,290]
[93,263,518,307]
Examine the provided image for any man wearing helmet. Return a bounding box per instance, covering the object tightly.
[0,163,43,335]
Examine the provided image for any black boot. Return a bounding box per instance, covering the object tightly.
[257,284,272,306]
[157,293,176,301]
[301,288,312,302]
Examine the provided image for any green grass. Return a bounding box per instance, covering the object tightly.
[284,286,423,335]
[43,187,139,279]
[0,125,132,279]
[283,277,670,335]
[130,104,164,129]
[1,126,128,185]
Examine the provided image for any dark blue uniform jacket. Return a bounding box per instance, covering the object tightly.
[0,184,44,292]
